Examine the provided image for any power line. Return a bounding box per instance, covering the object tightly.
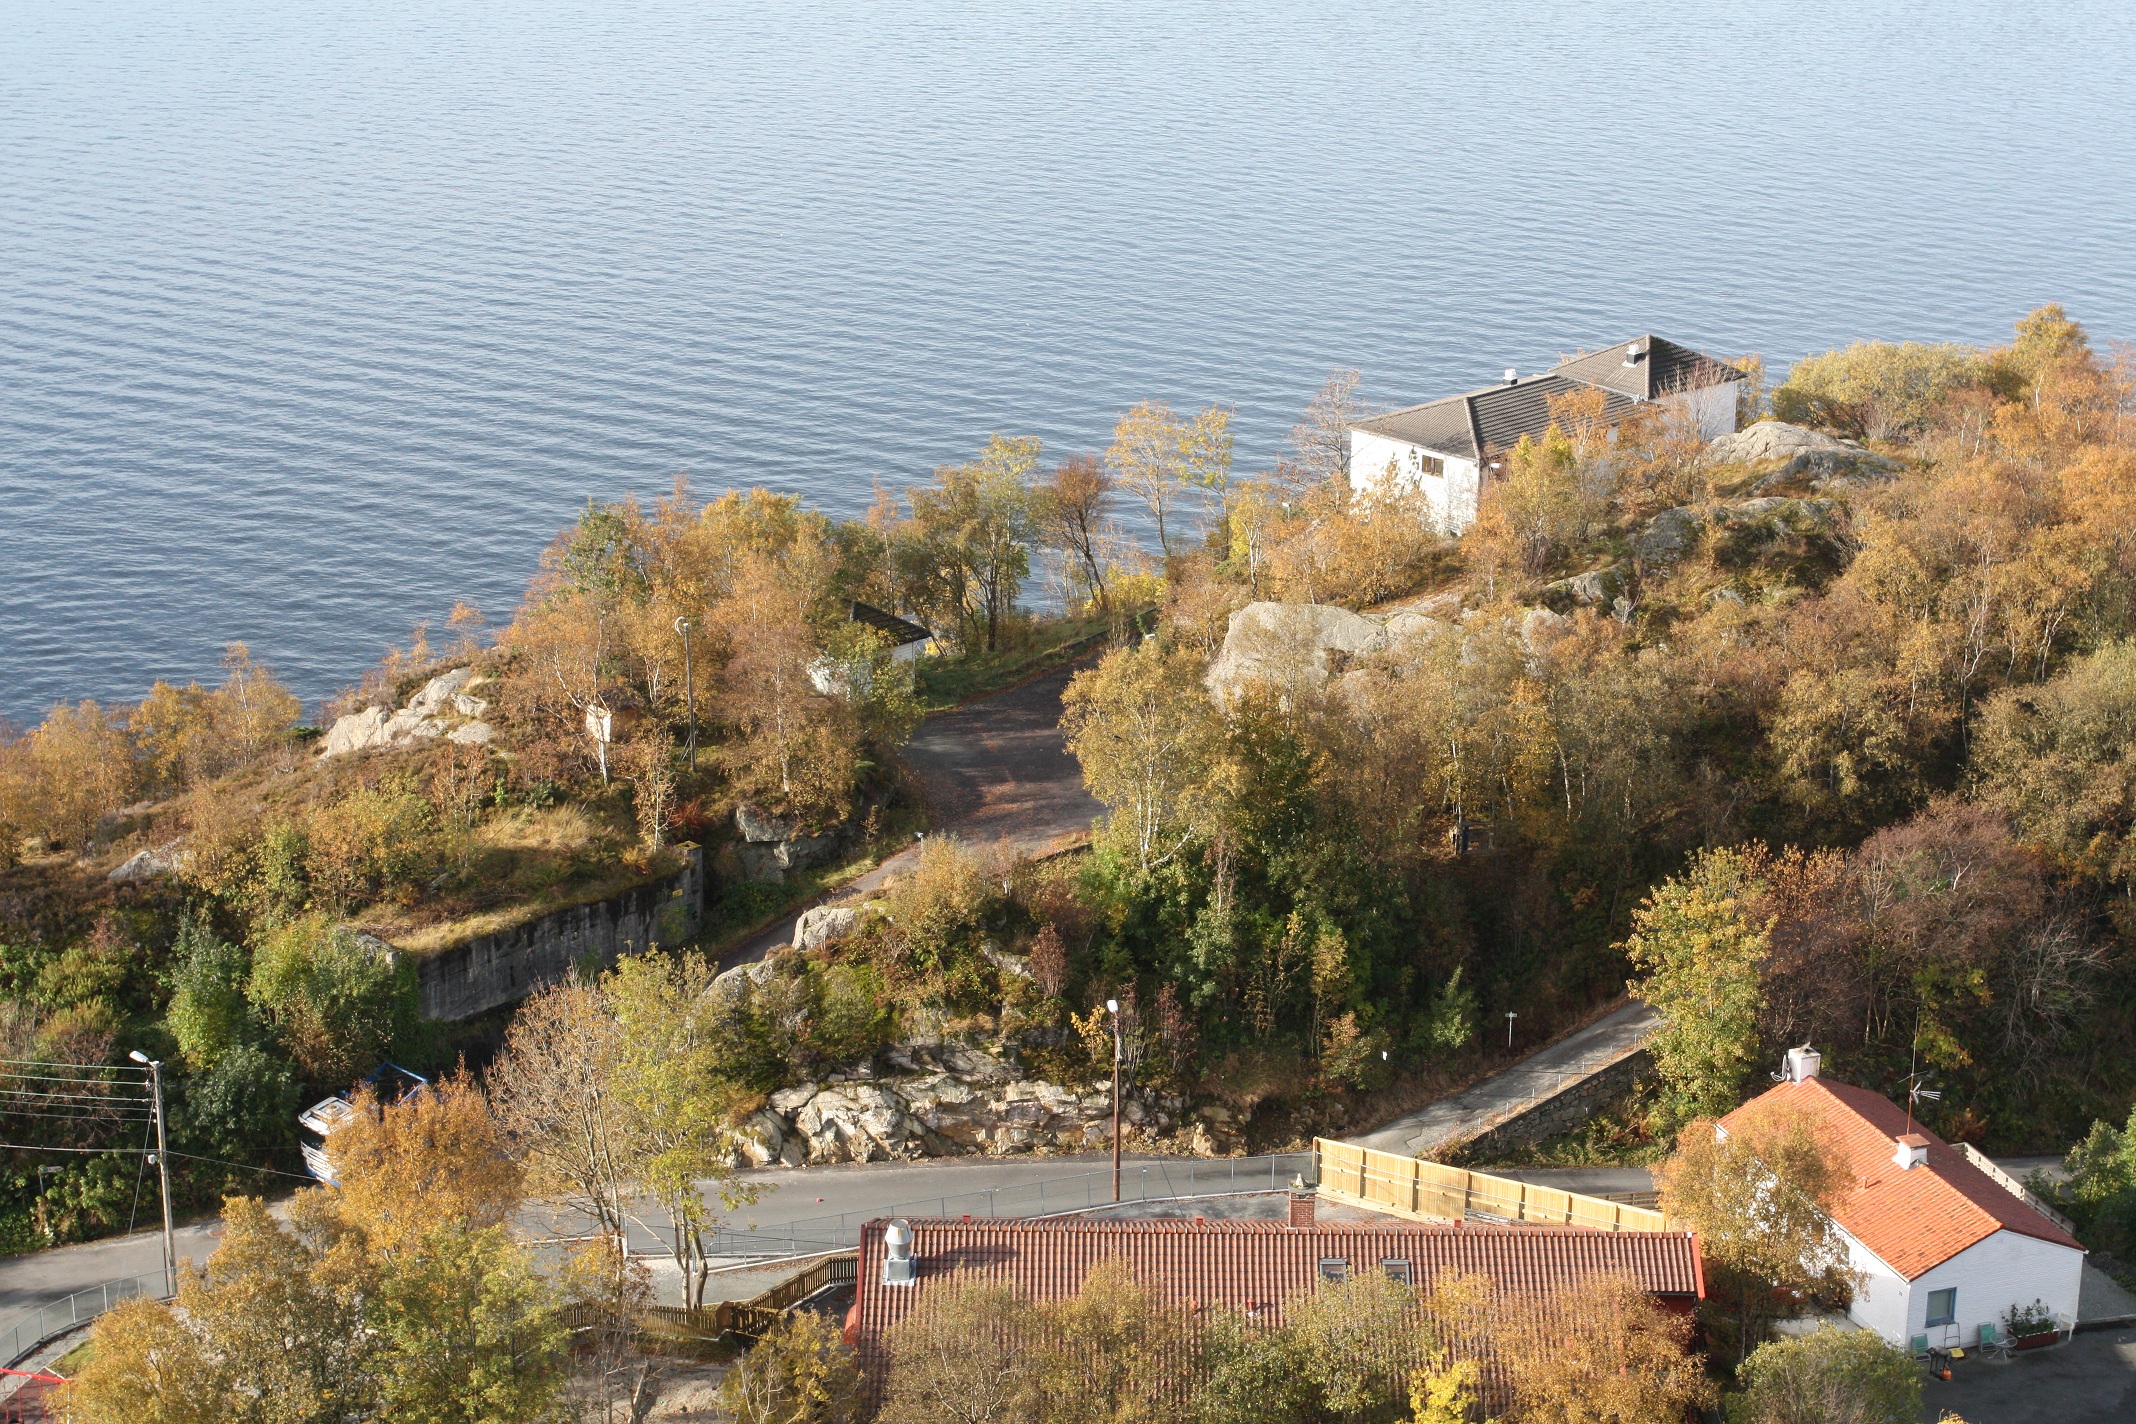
[163,1151,314,1182]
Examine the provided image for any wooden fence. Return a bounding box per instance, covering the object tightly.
[1315,1139,1667,1232]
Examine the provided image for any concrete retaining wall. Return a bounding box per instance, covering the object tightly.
[1451,1047,1652,1162]
[413,845,704,1021]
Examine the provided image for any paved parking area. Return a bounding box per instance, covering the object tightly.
[1920,1327,2136,1423]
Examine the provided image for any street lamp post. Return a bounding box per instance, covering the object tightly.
[129,1051,174,1297]
[1505,1011,1518,1049]
[673,616,697,770]
[1106,998,1122,1203]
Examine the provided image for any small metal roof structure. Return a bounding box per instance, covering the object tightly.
[850,601,933,649]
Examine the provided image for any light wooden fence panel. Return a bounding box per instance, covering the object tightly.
[1315,1139,1665,1233]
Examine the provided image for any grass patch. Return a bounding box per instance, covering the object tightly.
[356,802,683,954]
[914,611,1138,710]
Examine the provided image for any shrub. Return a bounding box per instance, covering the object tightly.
[1728,1327,1920,1424]
[247,915,407,1087]
[304,778,444,910]
[175,1043,297,1164]
[805,960,893,1066]
[165,918,253,1069]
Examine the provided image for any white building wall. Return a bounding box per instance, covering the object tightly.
[1348,431,1475,533]
[1838,1223,1914,1345]
[1658,381,1742,440]
[1906,1230,2085,1349]
[1843,1223,2085,1350]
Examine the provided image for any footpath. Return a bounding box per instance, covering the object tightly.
[1348,1001,1660,1158]
[720,660,1103,968]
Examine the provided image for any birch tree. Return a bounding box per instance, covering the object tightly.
[1061,640,1220,874]
[1105,401,1233,559]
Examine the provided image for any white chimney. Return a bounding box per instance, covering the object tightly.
[1893,1134,1930,1171]
[883,1218,916,1285]
[1783,1046,1822,1083]
[1503,367,1518,383]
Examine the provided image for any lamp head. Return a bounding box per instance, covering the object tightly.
[1105,999,1118,1015]
[128,1050,151,1065]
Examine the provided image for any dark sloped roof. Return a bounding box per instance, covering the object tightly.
[1356,336,1744,462]
[849,601,933,647]
[852,1215,1702,1404]
[1352,375,1641,461]
[1551,335,1746,401]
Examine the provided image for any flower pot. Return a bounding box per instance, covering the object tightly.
[2015,1330,2058,1350]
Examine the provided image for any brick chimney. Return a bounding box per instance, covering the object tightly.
[1287,1178,1316,1229]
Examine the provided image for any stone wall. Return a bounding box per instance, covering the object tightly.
[412,845,704,1021]
[1447,1048,1652,1163]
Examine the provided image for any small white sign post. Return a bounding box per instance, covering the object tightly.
[585,703,614,782]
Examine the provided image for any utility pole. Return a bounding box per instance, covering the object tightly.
[674,615,697,770]
[1107,998,1122,1203]
[130,1051,174,1297]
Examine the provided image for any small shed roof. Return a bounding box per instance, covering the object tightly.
[850,601,933,648]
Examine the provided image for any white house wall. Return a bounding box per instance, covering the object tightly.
[1843,1223,2085,1349]
[1906,1230,2085,1347]
[1839,1223,1915,1345]
[1347,430,1477,533]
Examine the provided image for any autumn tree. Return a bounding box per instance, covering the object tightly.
[714,551,861,823]
[1107,400,1233,560]
[1656,1110,1856,1361]
[324,1073,523,1251]
[905,434,1039,652]
[487,975,631,1240]
[1771,339,1985,442]
[1623,847,1772,1128]
[876,1277,1044,1424]
[604,950,757,1308]
[1500,1273,1716,1424]
[1061,639,1222,874]
[1279,368,1370,491]
[719,1311,861,1424]
[1035,453,1114,611]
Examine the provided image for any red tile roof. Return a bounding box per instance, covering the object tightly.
[1719,1076,2083,1280]
[850,1215,1702,1399]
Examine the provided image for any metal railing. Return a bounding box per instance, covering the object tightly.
[704,1152,1316,1260]
[0,1270,172,1368]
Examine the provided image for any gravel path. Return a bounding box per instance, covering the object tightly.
[719,659,1102,967]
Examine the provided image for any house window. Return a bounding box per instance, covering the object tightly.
[1926,1288,1958,1327]
[1319,1258,1349,1284]
[1409,451,1445,480]
[1382,1259,1412,1285]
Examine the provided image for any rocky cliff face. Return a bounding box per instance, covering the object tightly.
[730,1042,1195,1168]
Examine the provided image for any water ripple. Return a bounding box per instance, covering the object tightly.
[3,0,2134,718]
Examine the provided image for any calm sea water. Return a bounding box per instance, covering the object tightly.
[4,0,2134,721]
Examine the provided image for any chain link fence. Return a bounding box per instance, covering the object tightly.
[1,1269,171,1368]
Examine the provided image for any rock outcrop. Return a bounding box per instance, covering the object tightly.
[319,668,495,759]
[731,1042,1184,1167]
[1635,497,1845,568]
[1206,602,1388,705]
[1704,421,1900,489]
[1537,564,1628,613]
[794,904,863,952]
[733,804,847,882]
[107,843,184,883]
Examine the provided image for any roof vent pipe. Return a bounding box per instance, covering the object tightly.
[883,1218,917,1286]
